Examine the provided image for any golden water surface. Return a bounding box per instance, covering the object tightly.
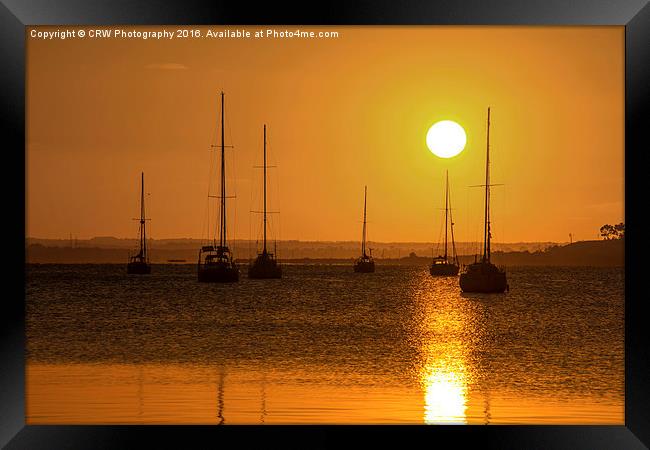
[26,265,624,424]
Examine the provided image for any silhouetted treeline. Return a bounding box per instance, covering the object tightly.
[485,239,623,267]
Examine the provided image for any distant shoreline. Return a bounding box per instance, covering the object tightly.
[26,239,624,267]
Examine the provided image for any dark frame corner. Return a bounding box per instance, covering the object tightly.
[3,1,648,448]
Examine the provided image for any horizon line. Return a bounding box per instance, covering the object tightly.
[25,236,579,245]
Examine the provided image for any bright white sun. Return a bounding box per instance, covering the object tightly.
[426,120,467,158]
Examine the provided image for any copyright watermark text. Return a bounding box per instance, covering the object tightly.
[29,27,340,41]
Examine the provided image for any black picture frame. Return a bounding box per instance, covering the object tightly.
[3,1,648,448]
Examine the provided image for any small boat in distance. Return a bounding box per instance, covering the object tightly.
[354,186,375,273]
[198,91,239,283]
[459,107,508,293]
[127,172,151,274]
[430,170,459,276]
[248,124,282,279]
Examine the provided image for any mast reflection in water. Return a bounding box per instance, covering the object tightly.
[27,264,623,424]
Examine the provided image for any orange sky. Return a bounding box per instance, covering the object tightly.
[26,26,624,243]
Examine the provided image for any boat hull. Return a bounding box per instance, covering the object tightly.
[429,263,459,276]
[198,263,239,282]
[354,260,375,273]
[459,263,507,293]
[127,262,151,274]
[248,256,282,279]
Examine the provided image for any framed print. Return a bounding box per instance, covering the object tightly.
[2,0,649,448]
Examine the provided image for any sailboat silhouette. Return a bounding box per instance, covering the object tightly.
[198,92,240,282]
[430,170,459,276]
[353,185,375,273]
[127,172,151,274]
[459,107,508,293]
[248,124,282,279]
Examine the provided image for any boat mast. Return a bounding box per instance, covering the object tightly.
[362,186,367,257]
[219,91,226,251]
[140,172,146,260]
[263,124,267,255]
[444,170,449,261]
[483,107,491,263]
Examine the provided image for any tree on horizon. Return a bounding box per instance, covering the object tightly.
[600,223,625,240]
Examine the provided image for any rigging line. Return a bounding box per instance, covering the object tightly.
[147,219,152,262]
[145,191,151,262]
[251,149,259,255]
[432,175,440,257]
[475,179,482,258]
[438,175,447,258]
[268,126,281,258]
[276,214,281,259]
[253,132,263,256]
[202,196,210,247]
[249,145,255,261]
[227,110,237,255]
[465,182,470,258]
[449,184,459,263]
[206,142,218,244]
[204,143,216,245]
[502,184,507,244]
[249,210,252,260]
[258,213,264,251]
[466,183,477,259]
[203,117,217,247]
[476,204,482,259]
[206,97,221,247]
[436,210,445,257]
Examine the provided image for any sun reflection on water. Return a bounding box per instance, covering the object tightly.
[411,272,475,425]
[423,365,468,424]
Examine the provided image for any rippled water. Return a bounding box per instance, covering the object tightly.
[26,264,624,424]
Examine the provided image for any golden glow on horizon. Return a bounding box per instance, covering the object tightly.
[426,120,467,158]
